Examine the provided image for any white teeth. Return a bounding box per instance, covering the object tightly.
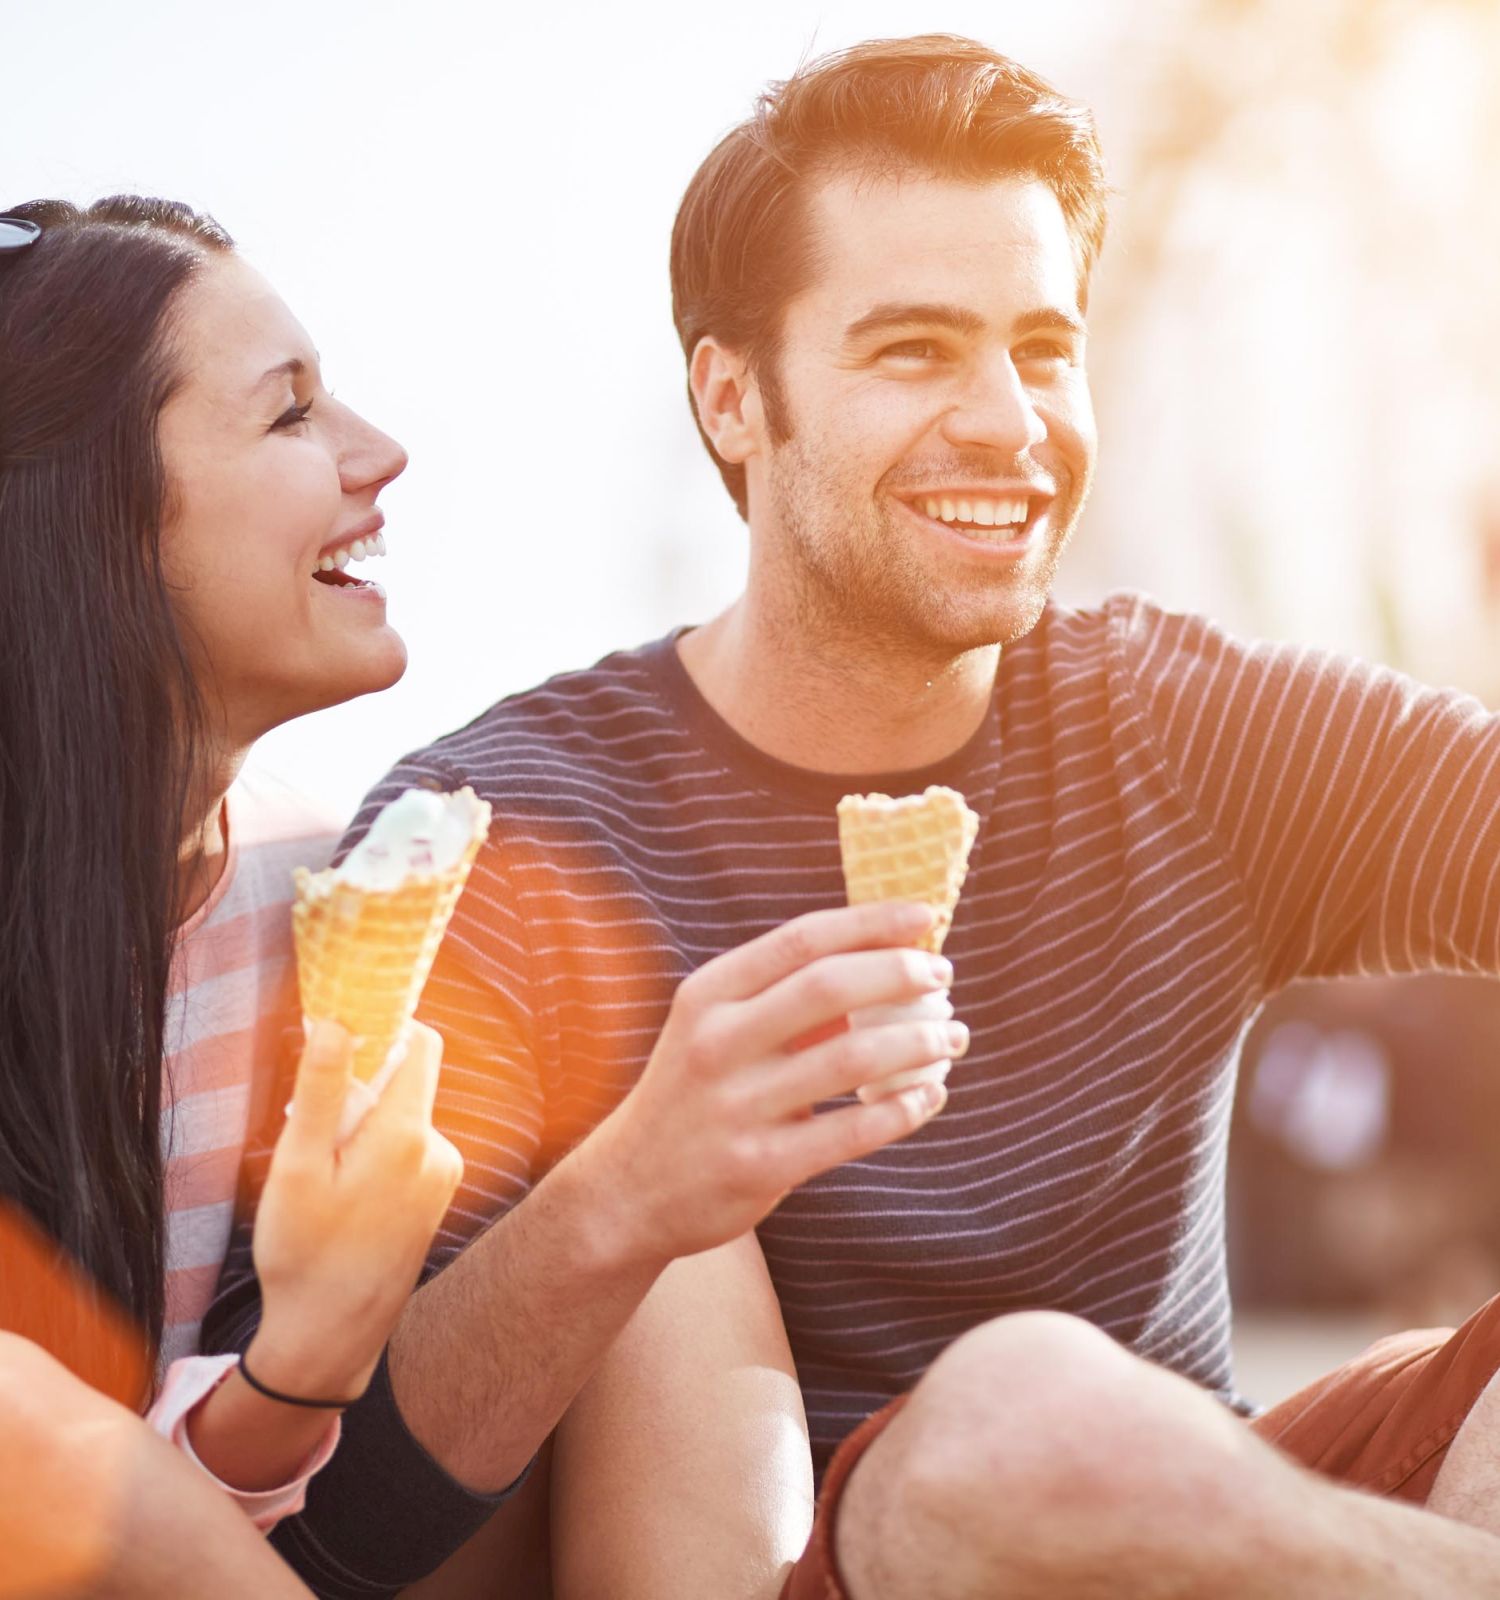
[919,495,1030,528]
[315,534,386,577]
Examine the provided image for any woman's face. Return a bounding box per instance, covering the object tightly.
[157,253,409,744]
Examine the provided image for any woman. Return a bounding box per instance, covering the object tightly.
[0,196,462,1592]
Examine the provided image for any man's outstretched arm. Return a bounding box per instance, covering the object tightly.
[1125,597,1500,987]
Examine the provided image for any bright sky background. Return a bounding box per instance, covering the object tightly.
[16,0,1497,821]
[3,0,1166,817]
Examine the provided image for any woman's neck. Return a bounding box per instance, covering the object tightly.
[176,744,248,924]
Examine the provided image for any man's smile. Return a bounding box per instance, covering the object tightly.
[893,485,1056,556]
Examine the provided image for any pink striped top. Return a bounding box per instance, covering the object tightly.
[161,767,338,1366]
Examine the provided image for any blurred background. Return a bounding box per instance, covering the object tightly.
[6,0,1500,1402]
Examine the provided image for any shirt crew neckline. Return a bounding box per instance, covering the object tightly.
[641,626,1002,810]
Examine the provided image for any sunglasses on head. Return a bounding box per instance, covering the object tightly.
[0,217,42,255]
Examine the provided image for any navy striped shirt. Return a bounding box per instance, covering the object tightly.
[211,591,1500,1592]
[365,589,1500,1449]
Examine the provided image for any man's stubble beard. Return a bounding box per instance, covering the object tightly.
[761,430,1080,662]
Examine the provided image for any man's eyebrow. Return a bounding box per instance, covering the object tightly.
[842,303,1087,343]
[1013,308,1088,339]
[843,303,985,342]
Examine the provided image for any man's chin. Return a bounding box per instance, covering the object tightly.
[911,585,1053,655]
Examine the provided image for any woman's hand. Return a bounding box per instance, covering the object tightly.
[581,900,968,1270]
[244,1019,464,1403]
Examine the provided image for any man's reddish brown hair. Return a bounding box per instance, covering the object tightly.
[670,34,1109,519]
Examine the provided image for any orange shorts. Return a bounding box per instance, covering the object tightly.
[781,1294,1500,1600]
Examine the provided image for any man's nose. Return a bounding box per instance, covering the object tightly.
[940,356,1046,455]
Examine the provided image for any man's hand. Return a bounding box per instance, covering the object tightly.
[584,901,968,1268]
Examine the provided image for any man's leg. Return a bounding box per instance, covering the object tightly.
[829,1313,1500,1600]
[0,1332,311,1599]
[1430,1366,1500,1537]
[551,1235,812,1600]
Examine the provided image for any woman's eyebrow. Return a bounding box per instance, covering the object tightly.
[249,357,304,395]
[248,353,321,396]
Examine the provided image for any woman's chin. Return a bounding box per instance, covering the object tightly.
[339,632,409,702]
[272,632,409,724]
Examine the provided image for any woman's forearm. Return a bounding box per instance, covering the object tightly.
[183,1359,339,1495]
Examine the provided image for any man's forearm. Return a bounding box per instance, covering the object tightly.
[387,1130,669,1492]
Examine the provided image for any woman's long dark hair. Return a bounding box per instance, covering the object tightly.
[0,196,233,1385]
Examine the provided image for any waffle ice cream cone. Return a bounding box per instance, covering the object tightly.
[293,788,492,1092]
[837,785,979,954]
[837,786,979,1104]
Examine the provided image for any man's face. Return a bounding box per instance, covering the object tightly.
[745,172,1096,653]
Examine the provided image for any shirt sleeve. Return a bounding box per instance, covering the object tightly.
[146,1355,341,1535]
[199,755,548,1596]
[1118,595,1500,990]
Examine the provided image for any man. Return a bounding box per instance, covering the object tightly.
[208,33,1500,1599]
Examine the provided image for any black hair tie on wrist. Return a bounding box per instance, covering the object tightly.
[237,1352,365,1410]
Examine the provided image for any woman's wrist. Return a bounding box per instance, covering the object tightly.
[245,1318,379,1407]
[238,1349,366,1410]
[185,1357,345,1495]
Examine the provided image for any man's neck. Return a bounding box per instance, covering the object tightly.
[676,593,1000,776]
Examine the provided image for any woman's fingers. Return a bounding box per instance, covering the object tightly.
[720,947,952,1064]
[283,1020,355,1151]
[685,902,935,1007]
[361,1021,444,1133]
[754,1018,970,1118]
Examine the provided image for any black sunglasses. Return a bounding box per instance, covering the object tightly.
[0,216,42,254]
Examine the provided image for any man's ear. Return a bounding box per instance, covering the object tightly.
[689,336,761,465]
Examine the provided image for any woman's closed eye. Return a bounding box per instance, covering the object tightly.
[271,400,315,431]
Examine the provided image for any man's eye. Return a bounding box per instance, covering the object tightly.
[880,339,944,362]
[272,400,315,430]
[1015,340,1073,365]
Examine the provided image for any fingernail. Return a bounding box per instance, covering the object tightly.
[920,1081,947,1114]
[946,1022,970,1056]
[897,902,936,932]
[927,956,953,986]
[309,1017,350,1054]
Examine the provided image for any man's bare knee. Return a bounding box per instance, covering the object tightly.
[896,1314,1149,1522]
[857,1313,1280,1583]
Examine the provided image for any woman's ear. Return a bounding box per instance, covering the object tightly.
[689,337,762,467]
